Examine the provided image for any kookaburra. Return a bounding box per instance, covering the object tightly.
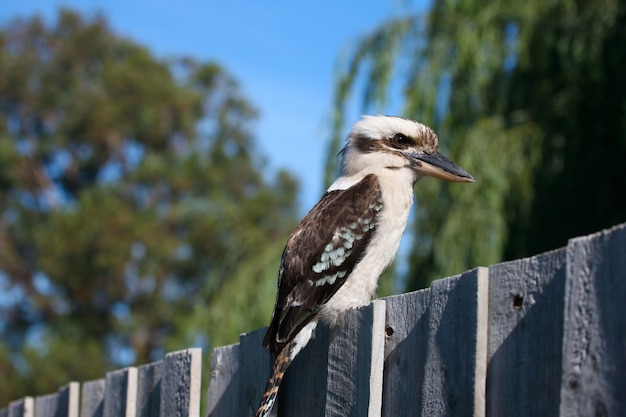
[256,115,474,417]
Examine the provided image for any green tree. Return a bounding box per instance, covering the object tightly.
[0,10,298,404]
[329,0,626,290]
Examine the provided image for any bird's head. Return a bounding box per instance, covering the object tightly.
[339,115,475,183]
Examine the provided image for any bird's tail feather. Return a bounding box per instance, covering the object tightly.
[256,343,293,417]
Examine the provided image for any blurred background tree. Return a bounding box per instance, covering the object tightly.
[328,0,626,290]
[0,9,298,403]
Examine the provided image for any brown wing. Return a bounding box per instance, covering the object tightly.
[262,174,383,354]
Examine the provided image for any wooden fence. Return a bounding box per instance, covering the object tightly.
[2,222,625,417]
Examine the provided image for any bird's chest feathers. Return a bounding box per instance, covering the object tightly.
[319,173,414,324]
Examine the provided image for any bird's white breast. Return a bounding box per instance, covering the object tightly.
[319,167,416,326]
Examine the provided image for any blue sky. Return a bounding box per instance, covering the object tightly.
[1,0,423,211]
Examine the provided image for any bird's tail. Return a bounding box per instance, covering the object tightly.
[256,343,293,417]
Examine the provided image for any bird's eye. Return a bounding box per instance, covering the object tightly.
[391,133,411,148]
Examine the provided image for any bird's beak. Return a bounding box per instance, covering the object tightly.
[404,151,475,183]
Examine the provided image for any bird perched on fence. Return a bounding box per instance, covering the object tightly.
[256,115,474,417]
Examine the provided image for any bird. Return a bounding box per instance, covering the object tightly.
[255,115,474,417]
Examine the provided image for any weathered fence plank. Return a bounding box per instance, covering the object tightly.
[34,383,80,417]
[79,379,105,417]
[420,267,488,417]
[326,299,386,417]
[34,394,56,417]
[137,361,163,417]
[560,223,626,416]
[103,367,137,417]
[382,288,430,417]
[280,300,386,417]
[160,348,202,417]
[279,322,330,417]
[206,344,240,417]
[487,248,566,416]
[8,397,33,417]
[238,328,273,417]
[59,383,80,417]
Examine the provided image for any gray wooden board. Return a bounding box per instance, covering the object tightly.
[324,300,386,417]
[103,367,137,417]
[487,248,566,417]
[238,328,273,417]
[420,267,488,417]
[206,344,240,417]
[137,361,163,417]
[58,383,80,417]
[8,397,33,417]
[280,321,330,417]
[281,300,386,417]
[560,222,626,416]
[80,379,105,417]
[34,394,57,417]
[160,348,202,417]
[381,288,431,417]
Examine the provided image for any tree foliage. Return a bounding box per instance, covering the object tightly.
[329,0,626,289]
[0,10,298,403]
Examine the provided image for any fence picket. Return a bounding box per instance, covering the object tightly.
[238,328,273,417]
[34,383,79,417]
[137,361,163,417]
[79,380,105,417]
[8,397,33,417]
[487,248,566,416]
[419,267,488,417]
[103,368,137,417]
[560,223,626,416]
[159,349,202,417]
[207,344,240,417]
[382,288,431,416]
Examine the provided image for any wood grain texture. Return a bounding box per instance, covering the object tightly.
[560,223,626,416]
[136,361,162,417]
[487,249,566,417]
[420,267,488,417]
[103,367,137,417]
[381,288,431,417]
[80,379,105,417]
[206,344,240,417]
[160,349,202,417]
